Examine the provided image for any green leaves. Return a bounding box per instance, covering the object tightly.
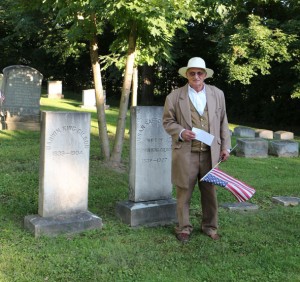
[220,15,296,84]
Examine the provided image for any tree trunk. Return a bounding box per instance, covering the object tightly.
[141,63,154,105]
[89,14,110,160]
[110,21,137,166]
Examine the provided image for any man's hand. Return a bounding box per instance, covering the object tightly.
[181,129,196,142]
[220,149,230,161]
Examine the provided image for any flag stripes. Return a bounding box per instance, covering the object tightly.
[202,167,255,202]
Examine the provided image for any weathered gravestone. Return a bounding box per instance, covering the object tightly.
[24,111,102,237]
[269,140,299,157]
[116,106,177,227]
[272,196,300,206]
[47,80,64,99]
[255,129,273,139]
[274,130,294,140]
[234,126,255,138]
[0,65,42,130]
[220,202,259,211]
[236,138,268,158]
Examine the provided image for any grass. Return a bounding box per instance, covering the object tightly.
[0,96,300,282]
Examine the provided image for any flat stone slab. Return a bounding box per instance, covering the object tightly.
[269,140,299,157]
[234,126,255,137]
[274,131,294,140]
[236,138,268,158]
[116,199,177,227]
[272,196,300,206]
[220,202,259,211]
[255,129,273,139]
[24,211,102,237]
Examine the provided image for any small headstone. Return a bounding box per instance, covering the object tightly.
[274,131,294,140]
[255,129,273,139]
[24,111,102,237]
[272,196,300,206]
[80,89,109,109]
[234,126,255,137]
[220,202,259,211]
[116,106,177,227]
[236,138,268,158]
[0,65,42,130]
[269,140,299,157]
[47,80,64,99]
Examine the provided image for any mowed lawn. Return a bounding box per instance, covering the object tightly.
[0,96,299,282]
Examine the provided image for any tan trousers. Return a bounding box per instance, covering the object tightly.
[175,151,218,236]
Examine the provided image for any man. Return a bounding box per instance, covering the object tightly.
[163,57,231,243]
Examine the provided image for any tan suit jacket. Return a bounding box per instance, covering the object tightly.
[163,84,231,189]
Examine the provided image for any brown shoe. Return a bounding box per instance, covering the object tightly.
[175,233,190,243]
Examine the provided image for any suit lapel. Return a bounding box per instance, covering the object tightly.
[178,84,192,128]
[206,85,217,129]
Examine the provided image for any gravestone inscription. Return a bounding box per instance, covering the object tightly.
[129,106,172,201]
[0,65,42,130]
[116,106,177,227]
[24,111,102,237]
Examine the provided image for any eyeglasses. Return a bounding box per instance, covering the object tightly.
[187,71,205,77]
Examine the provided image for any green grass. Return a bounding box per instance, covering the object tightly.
[0,97,300,282]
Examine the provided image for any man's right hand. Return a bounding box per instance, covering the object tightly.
[181,129,196,142]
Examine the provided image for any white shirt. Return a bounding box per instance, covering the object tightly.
[188,84,206,115]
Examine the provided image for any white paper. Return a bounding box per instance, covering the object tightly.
[192,127,214,146]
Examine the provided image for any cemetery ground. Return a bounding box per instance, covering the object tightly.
[0,92,299,282]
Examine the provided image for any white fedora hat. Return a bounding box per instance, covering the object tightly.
[178,57,214,78]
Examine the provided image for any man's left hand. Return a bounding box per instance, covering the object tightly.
[220,149,230,162]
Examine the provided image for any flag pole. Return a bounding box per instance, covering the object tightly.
[200,144,238,182]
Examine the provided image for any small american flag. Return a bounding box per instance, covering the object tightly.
[201,167,255,202]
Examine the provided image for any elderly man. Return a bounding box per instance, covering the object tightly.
[163,57,231,243]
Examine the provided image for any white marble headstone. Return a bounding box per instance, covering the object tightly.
[129,106,172,202]
[39,111,91,217]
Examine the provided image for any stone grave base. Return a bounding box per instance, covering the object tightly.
[116,199,177,227]
[24,211,102,237]
[272,196,300,206]
[220,202,259,211]
[47,93,64,99]
[1,121,40,131]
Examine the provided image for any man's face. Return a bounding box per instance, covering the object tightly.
[186,68,207,90]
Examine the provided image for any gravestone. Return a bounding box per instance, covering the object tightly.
[116,106,177,227]
[80,89,108,109]
[255,129,273,139]
[236,138,268,158]
[24,111,102,237]
[274,131,294,140]
[47,80,64,99]
[220,202,259,211]
[269,140,299,157]
[0,65,42,130]
[234,126,255,137]
[272,196,300,206]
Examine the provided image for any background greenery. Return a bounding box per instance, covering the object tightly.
[0,96,299,282]
[1,0,300,131]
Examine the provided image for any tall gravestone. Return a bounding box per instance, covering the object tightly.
[24,111,102,237]
[0,65,42,130]
[116,106,177,227]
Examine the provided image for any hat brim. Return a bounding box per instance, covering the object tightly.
[178,67,214,79]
